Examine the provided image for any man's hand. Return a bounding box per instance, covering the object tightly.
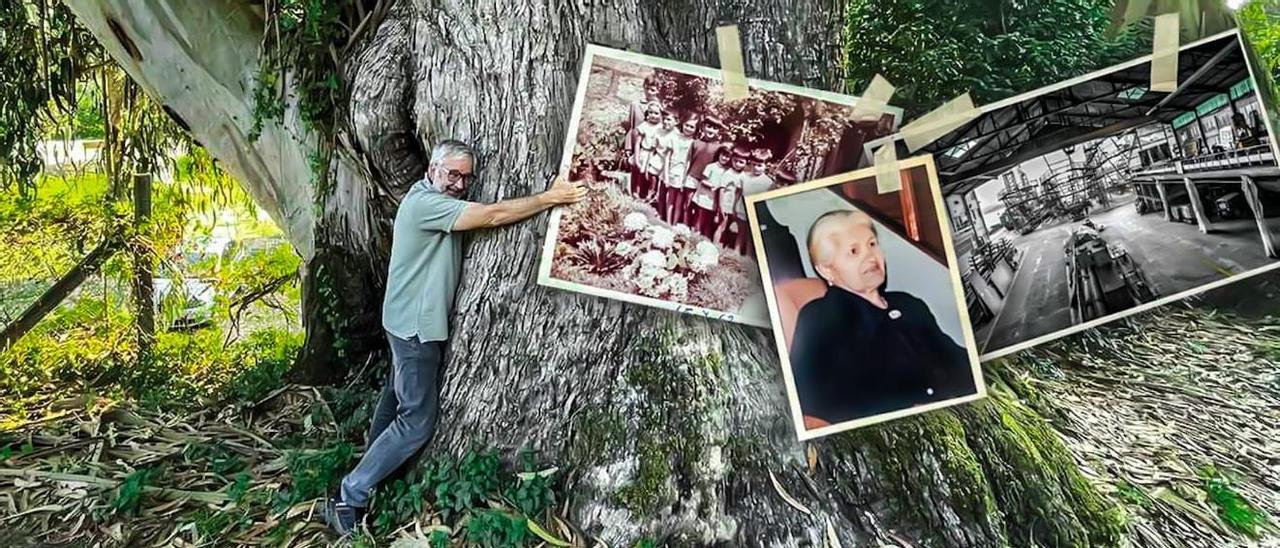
[541,174,588,206]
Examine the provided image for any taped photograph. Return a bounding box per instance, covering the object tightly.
[538,45,901,326]
[746,155,984,439]
[901,29,1280,359]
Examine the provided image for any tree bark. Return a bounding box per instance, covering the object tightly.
[66,0,1128,545]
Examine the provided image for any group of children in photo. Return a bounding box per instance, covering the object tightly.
[622,75,778,256]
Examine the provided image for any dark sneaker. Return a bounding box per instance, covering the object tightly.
[322,495,364,536]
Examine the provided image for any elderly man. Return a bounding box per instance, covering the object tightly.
[324,139,586,534]
[789,210,973,427]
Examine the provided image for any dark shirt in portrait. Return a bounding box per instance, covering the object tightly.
[756,202,805,282]
[789,286,975,425]
[688,140,725,180]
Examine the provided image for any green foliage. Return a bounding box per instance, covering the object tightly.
[183,440,246,477]
[0,0,104,191]
[248,67,286,143]
[0,316,301,416]
[430,529,451,548]
[314,263,351,357]
[111,467,154,515]
[1200,465,1270,537]
[844,0,1149,117]
[189,509,234,539]
[221,329,302,403]
[424,450,502,518]
[317,384,376,442]
[634,538,658,548]
[465,509,529,548]
[1115,480,1152,508]
[0,168,301,411]
[1241,0,1280,75]
[227,471,253,503]
[252,0,369,204]
[371,471,431,536]
[505,452,556,518]
[359,449,563,545]
[275,442,355,512]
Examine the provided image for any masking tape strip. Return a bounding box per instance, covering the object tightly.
[850,74,895,122]
[900,93,981,153]
[874,143,901,194]
[716,25,749,101]
[1150,13,1180,93]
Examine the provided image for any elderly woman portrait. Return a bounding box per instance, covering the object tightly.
[788,210,976,427]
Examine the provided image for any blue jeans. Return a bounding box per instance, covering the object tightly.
[339,332,443,507]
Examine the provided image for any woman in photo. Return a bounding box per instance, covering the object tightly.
[660,112,697,225]
[789,210,975,427]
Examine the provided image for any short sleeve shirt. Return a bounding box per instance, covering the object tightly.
[694,163,727,209]
[382,181,469,342]
[718,170,743,212]
[662,133,695,185]
[738,173,774,217]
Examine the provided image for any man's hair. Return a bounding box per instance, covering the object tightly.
[806,209,877,274]
[429,139,475,169]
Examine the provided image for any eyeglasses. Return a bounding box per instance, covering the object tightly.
[441,168,474,184]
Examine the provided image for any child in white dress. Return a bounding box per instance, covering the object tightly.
[694,148,733,240]
[658,113,696,224]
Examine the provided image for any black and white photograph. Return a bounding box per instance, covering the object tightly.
[915,29,1280,358]
[747,155,984,439]
[537,45,901,326]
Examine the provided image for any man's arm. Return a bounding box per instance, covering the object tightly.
[453,174,586,231]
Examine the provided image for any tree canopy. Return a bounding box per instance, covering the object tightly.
[843,0,1152,117]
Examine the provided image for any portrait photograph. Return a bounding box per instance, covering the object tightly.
[904,28,1280,359]
[746,155,985,439]
[537,44,902,326]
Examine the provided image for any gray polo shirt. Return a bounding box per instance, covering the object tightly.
[382,181,469,342]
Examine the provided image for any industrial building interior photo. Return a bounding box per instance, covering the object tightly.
[925,30,1280,356]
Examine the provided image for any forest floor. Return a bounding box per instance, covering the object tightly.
[2,297,1278,547]
[1007,274,1280,546]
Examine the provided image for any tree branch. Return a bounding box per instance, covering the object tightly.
[0,235,125,351]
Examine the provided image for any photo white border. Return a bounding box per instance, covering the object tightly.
[745,154,987,440]
[863,28,1280,361]
[538,44,904,326]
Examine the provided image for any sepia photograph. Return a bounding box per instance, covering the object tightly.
[747,155,984,439]
[912,29,1280,359]
[537,45,901,326]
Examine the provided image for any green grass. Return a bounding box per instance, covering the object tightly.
[1200,466,1270,538]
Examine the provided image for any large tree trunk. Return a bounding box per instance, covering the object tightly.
[66,0,1130,545]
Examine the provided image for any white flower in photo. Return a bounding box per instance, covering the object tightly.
[623,212,648,232]
[673,224,692,237]
[695,240,720,259]
[688,242,720,274]
[634,272,657,291]
[665,252,679,270]
[639,250,666,269]
[660,274,689,300]
[614,241,635,256]
[650,226,675,249]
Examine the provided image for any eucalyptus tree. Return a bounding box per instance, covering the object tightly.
[20,0,1254,544]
